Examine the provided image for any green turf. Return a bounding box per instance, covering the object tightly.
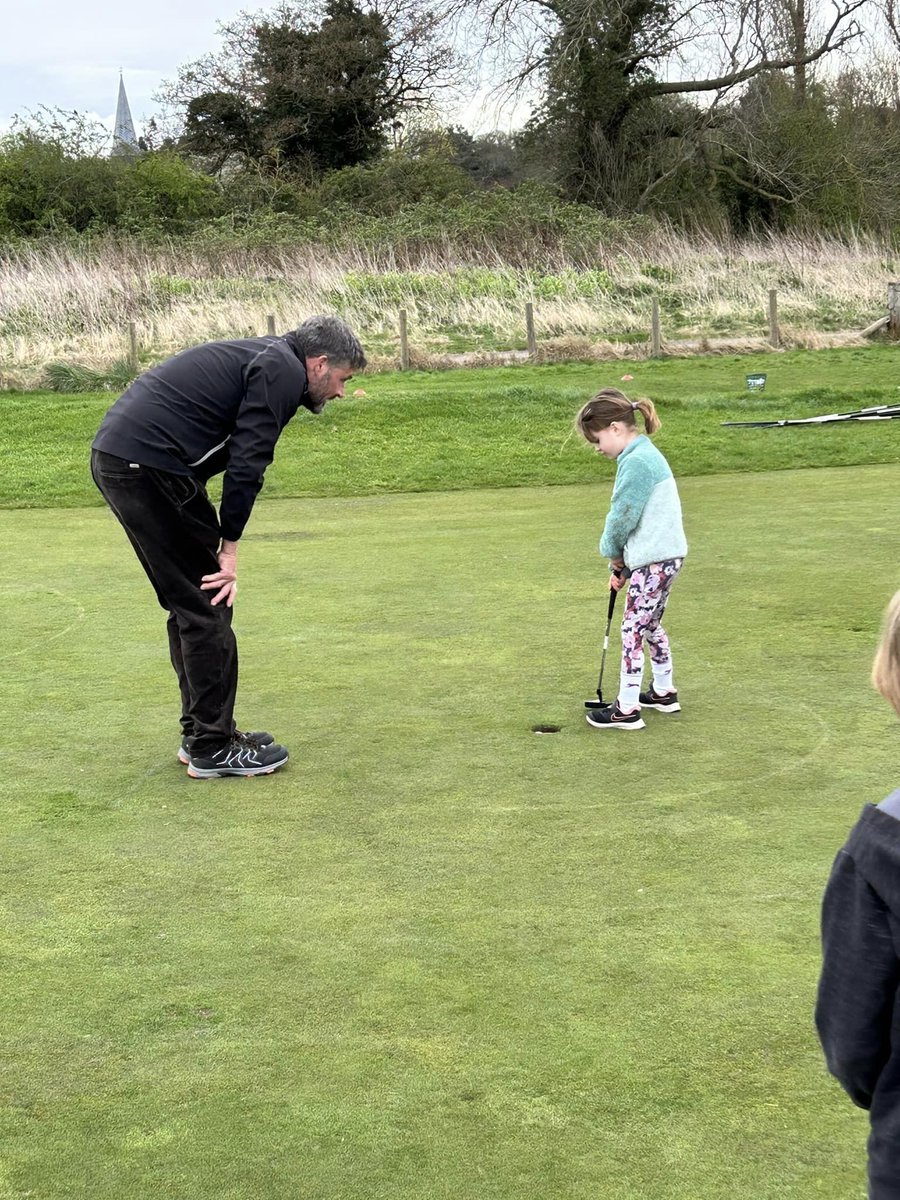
[1,464,891,1198]
[3,345,900,509]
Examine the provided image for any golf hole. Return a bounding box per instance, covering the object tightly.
[532,724,561,735]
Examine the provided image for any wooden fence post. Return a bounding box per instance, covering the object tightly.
[525,302,537,358]
[266,314,276,336]
[650,299,661,357]
[399,309,410,370]
[889,283,900,340]
[768,289,780,348]
[127,321,139,374]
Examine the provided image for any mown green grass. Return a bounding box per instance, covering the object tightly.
[3,346,896,1196]
[3,345,900,509]
[0,466,890,1199]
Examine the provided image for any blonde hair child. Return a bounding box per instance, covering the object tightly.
[872,589,900,714]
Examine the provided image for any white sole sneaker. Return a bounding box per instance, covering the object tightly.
[585,712,646,731]
[641,700,681,713]
[187,758,289,777]
[187,757,288,779]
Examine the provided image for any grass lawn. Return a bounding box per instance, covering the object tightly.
[3,344,900,509]
[1,460,895,1198]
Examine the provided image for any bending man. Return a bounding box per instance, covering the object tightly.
[91,314,367,778]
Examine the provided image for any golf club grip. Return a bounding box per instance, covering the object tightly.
[606,581,620,619]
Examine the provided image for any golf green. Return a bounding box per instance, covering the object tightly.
[0,465,889,1198]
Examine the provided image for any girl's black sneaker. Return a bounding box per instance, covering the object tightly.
[585,702,645,730]
[637,687,681,712]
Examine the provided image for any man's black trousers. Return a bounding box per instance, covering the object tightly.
[91,449,238,755]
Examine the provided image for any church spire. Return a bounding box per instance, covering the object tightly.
[111,71,138,156]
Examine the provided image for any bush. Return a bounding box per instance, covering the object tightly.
[0,133,223,238]
[115,153,223,232]
[0,134,121,235]
[320,181,647,261]
[313,153,476,215]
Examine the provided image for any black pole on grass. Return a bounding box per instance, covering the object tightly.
[722,404,900,428]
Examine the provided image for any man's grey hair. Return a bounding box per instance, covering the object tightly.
[293,315,367,370]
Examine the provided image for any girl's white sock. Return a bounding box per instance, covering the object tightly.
[651,660,675,695]
[618,671,642,712]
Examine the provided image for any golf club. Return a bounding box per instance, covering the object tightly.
[584,573,623,710]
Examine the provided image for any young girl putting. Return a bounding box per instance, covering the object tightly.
[576,388,688,731]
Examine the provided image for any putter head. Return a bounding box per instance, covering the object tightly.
[583,695,607,710]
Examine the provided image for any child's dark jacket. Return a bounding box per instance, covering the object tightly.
[817,799,900,1199]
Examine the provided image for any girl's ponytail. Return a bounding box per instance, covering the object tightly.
[634,397,661,435]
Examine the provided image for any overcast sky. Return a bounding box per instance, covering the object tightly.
[0,0,883,143]
[0,0,260,135]
[0,0,519,139]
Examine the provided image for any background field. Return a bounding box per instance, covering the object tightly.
[2,231,897,390]
[4,346,900,509]
[3,347,899,1198]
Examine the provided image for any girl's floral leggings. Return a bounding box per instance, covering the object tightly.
[621,558,684,675]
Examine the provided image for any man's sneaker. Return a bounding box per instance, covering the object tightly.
[186,738,289,778]
[178,728,274,765]
[638,687,681,713]
[585,701,645,731]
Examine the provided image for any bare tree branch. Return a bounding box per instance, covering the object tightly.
[634,139,699,208]
[882,0,900,44]
[649,0,867,95]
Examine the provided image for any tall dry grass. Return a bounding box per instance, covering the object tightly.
[0,229,895,389]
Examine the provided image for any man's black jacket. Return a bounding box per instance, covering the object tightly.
[93,334,313,542]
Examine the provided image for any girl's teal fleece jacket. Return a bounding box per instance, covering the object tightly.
[599,435,688,569]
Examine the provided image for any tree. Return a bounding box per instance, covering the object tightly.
[685,59,900,233]
[158,0,456,174]
[709,72,836,228]
[180,93,261,172]
[454,0,871,206]
[881,0,900,45]
[253,0,394,169]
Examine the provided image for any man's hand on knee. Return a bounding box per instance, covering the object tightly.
[202,540,238,607]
